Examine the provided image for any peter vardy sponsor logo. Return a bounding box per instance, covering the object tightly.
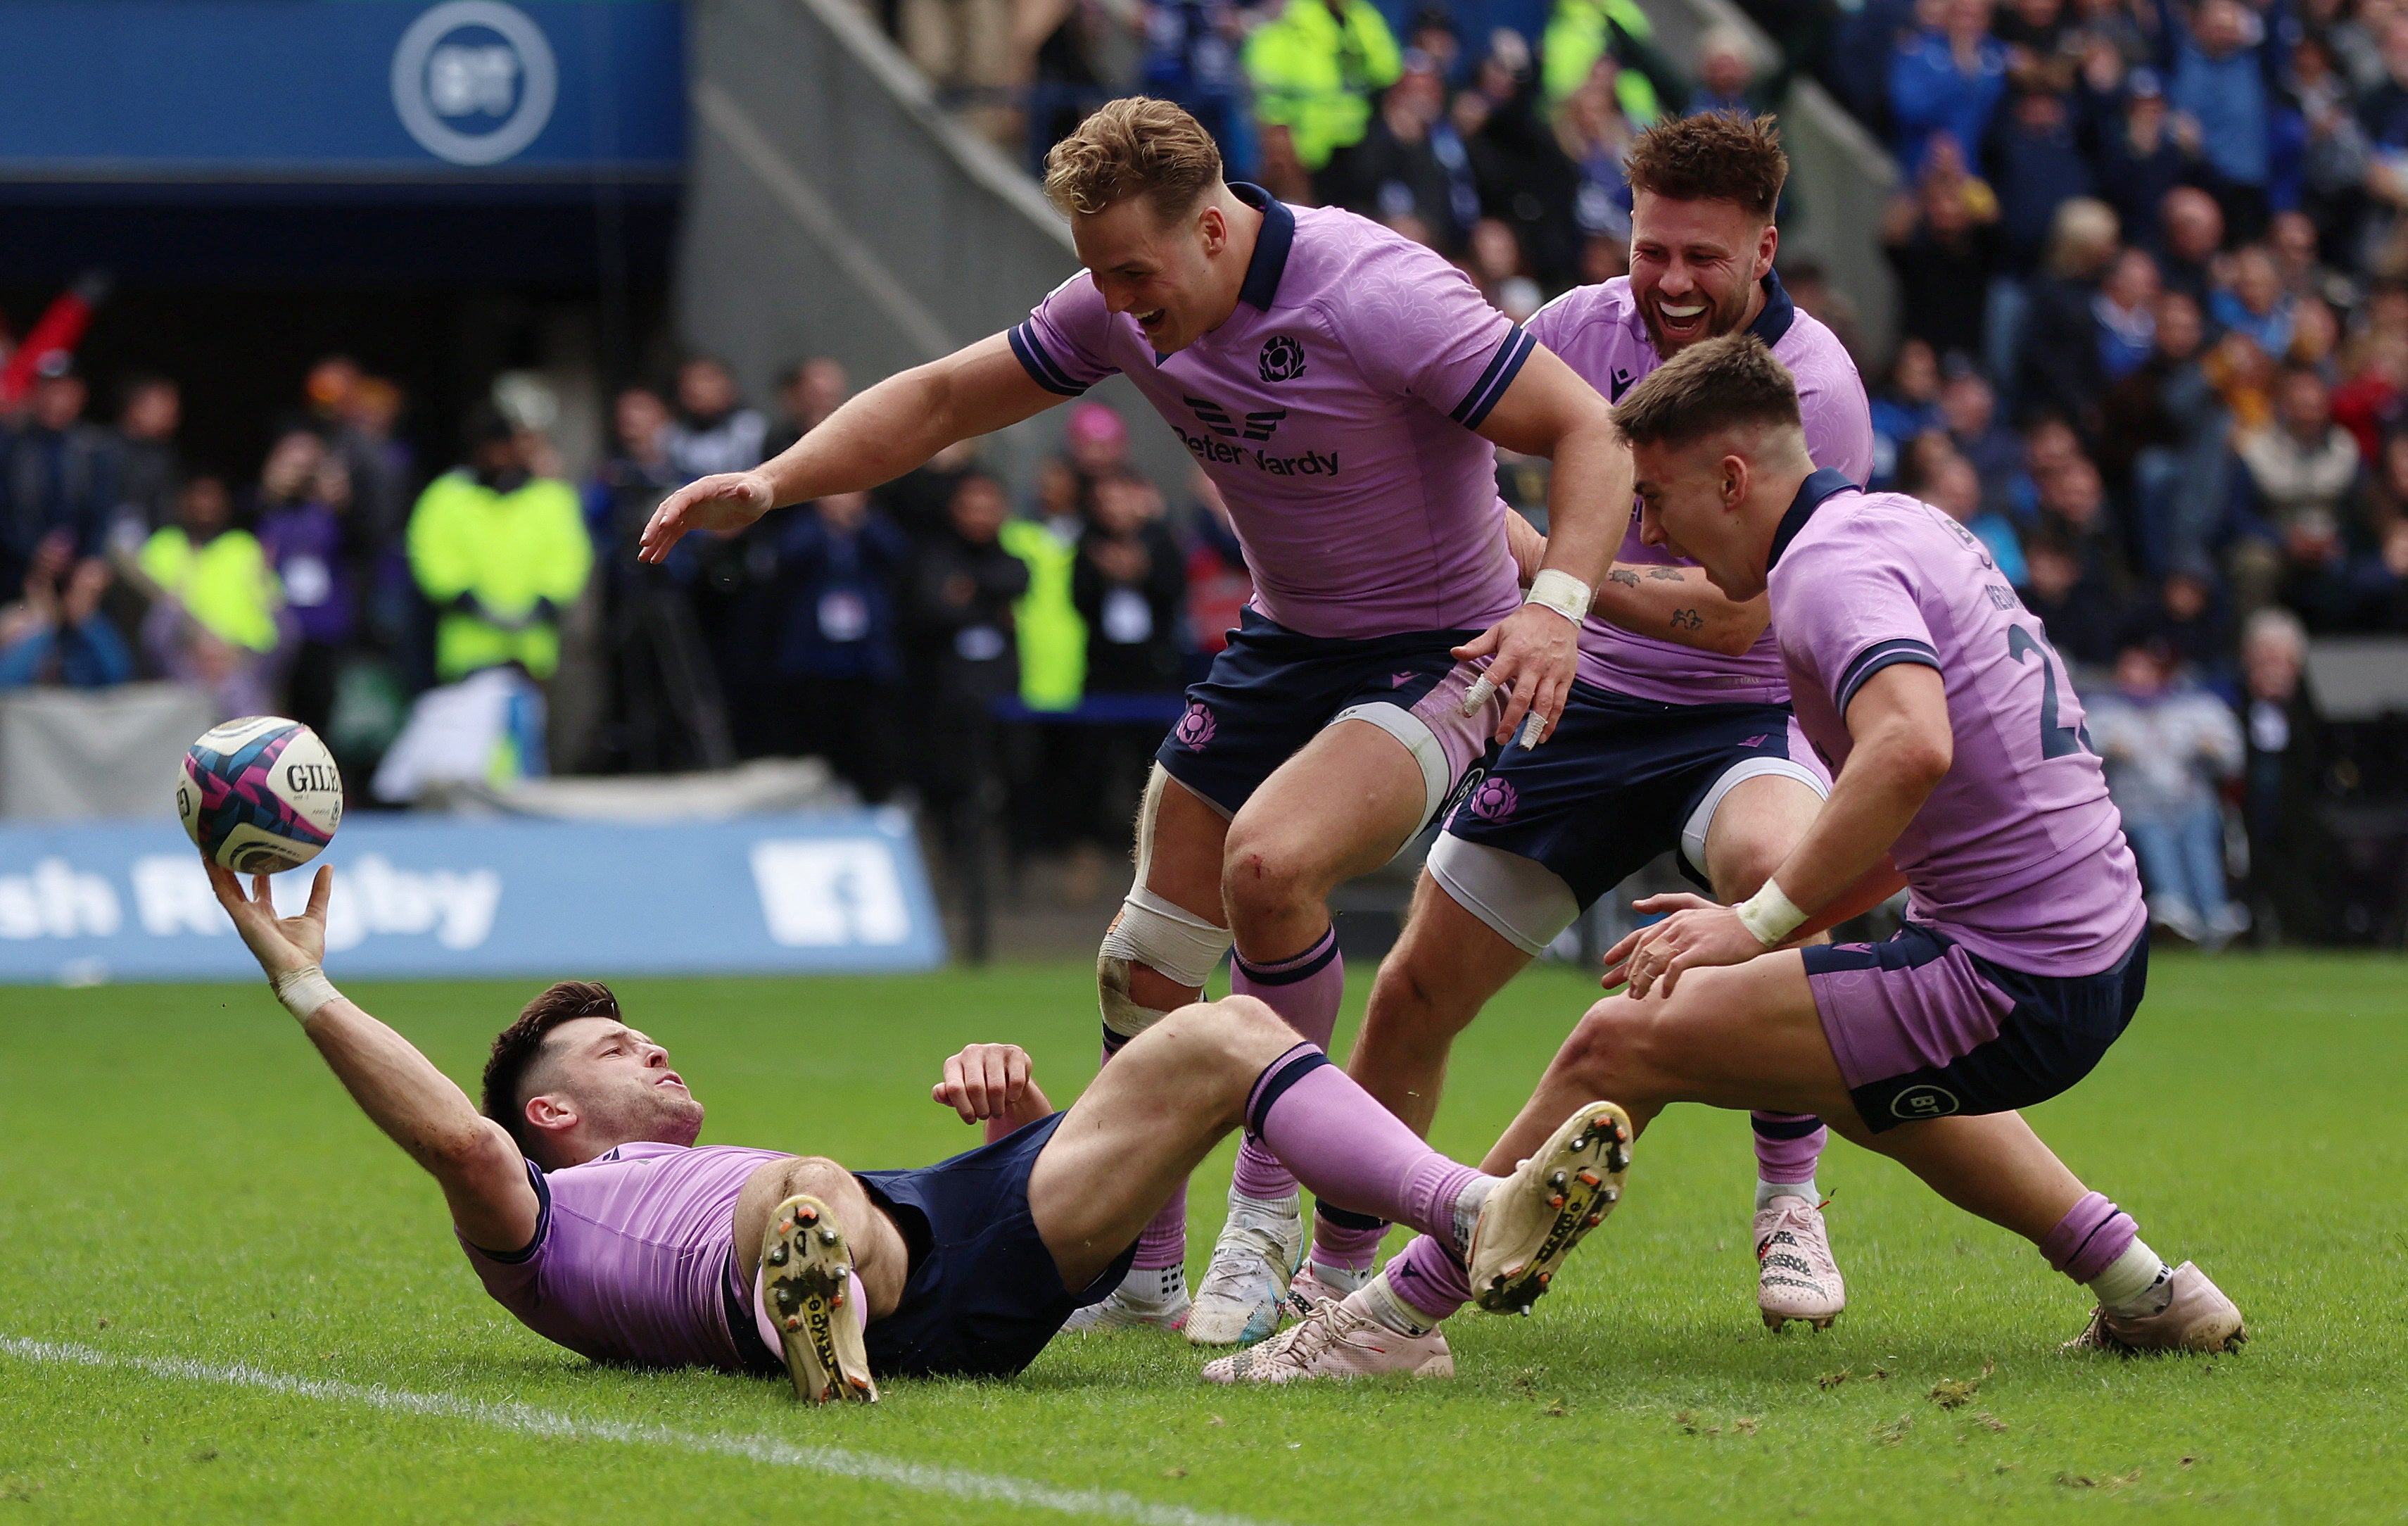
[1170,427,1338,477]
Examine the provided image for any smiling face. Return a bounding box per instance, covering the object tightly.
[1071,195,1240,355]
[1628,191,1775,358]
[521,1016,704,1164]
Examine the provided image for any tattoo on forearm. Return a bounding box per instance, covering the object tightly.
[1608,568,1640,587]
[1670,607,1704,632]
[1646,567,1687,581]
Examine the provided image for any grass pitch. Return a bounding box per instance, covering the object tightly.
[1,953,2401,1523]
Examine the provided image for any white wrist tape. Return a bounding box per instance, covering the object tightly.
[272,964,342,1022]
[1733,880,1808,949]
[1523,569,1594,624]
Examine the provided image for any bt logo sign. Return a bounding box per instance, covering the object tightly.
[391,1,558,167]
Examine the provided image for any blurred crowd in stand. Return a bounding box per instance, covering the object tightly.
[10,0,2408,941]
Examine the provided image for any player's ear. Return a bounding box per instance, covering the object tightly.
[526,1093,577,1135]
[1196,201,1226,256]
[1755,220,1778,279]
[1722,451,1750,510]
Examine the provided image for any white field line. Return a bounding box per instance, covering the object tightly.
[0,1337,1293,1526]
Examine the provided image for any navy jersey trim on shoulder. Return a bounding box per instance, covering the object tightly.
[1834,638,1941,713]
[1747,269,1797,347]
[1229,182,1297,309]
[1010,322,1088,398]
[468,1160,551,1264]
[1452,326,1536,428]
[1766,467,1858,571]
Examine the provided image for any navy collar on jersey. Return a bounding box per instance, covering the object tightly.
[1766,466,1856,572]
[1746,269,1796,347]
[1228,182,1296,310]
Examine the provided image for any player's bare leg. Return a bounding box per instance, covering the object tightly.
[1189,719,1432,1344]
[1295,874,1531,1310]
[1071,769,1232,1332]
[733,1157,904,1402]
[1405,959,2238,1351]
[1700,772,1849,1330]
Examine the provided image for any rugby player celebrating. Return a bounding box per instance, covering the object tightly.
[1215,337,2243,1382]
[1271,114,1876,1354]
[201,859,1631,1401]
[640,99,1630,1342]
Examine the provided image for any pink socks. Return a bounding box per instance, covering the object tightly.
[1246,1042,1482,1247]
[1228,928,1344,1201]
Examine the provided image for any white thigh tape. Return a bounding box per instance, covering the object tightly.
[1331,700,1452,826]
[1426,835,1579,957]
[1678,757,1830,877]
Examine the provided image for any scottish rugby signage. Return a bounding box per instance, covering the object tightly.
[0,813,944,983]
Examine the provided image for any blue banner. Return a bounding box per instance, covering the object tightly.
[0,1,683,178]
[0,812,946,983]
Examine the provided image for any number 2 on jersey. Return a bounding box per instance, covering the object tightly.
[2006,625,2089,758]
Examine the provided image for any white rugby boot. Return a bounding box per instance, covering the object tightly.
[1200,1295,1455,1384]
[760,1194,878,1404]
[1467,1102,1633,1314]
[2065,1262,2246,1354]
[1060,1263,1192,1333]
[1755,1195,1846,1331]
[1184,1190,1304,1347]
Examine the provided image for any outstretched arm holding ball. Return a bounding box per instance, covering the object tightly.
[208,862,540,1255]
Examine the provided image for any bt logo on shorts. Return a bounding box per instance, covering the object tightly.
[1174,702,1217,750]
[1889,1084,1961,1121]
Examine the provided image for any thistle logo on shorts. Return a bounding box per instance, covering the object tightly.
[1466,776,1519,823]
[1259,335,1307,383]
[1174,702,1217,750]
[1184,396,1286,441]
[1889,1084,1961,1121]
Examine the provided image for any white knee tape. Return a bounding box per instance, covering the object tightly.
[1101,889,1233,996]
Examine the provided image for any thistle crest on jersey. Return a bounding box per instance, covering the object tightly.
[1257,335,1306,383]
[177,716,345,874]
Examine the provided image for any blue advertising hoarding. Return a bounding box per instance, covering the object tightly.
[0,1,684,179]
[0,811,946,984]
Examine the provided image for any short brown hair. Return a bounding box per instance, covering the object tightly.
[1624,113,1788,221]
[1612,334,1801,449]
[481,980,622,1155]
[1043,97,1224,221]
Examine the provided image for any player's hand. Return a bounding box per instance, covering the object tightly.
[1455,603,1578,748]
[1604,900,1768,999]
[206,862,331,981]
[636,470,774,563]
[932,1042,1034,1124]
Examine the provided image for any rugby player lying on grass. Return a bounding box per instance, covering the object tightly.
[1217,336,2243,1383]
[205,859,1630,1401]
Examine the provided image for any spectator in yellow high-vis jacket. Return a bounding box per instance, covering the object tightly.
[1243,0,1402,172]
[407,407,592,683]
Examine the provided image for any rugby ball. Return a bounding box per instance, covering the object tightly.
[177,717,345,874]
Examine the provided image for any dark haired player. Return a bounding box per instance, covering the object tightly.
[640,97,1632,1344]
[1272,114,1877,1364]
[200,859,1633,1401]
[1228,336,2243,1382]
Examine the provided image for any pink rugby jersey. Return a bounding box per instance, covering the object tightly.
[1528,272,1874,705]
[1011,184,1530,641]
[1767,472,2146,975]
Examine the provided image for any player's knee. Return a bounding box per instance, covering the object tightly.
[775,1154,852,1204]
[1366,945,1473,1042]
[1709,833,1790,904]
[1220,824,1315,928]
[1555,1001,1656,1090]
